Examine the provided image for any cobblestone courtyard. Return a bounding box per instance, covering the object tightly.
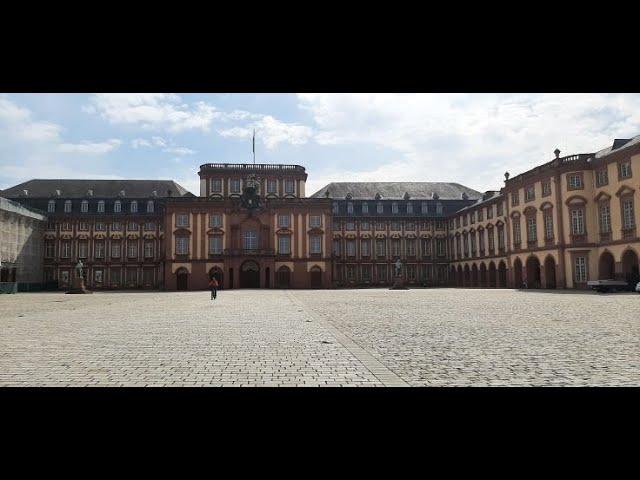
[1,289,639,386]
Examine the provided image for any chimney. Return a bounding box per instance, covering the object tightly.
[431,192,439,200]
[87,189,93,196]
[554,148,561,159]
[119,190,125,197]
[152,190,157,197]
[504,172,510,181]
[461,192,468,200]
[23,189,29,196]
[55,189,61,196]
[167,189,173,197]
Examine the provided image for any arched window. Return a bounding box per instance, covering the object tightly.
[64,200,72,213]
[81,200,88,213]
[114,200,121,213]
[47,200,55,213]
[130,200,138,213]
[97,200,105,213]
[146,200,154,213]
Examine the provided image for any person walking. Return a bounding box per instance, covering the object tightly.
[209,277,219,300]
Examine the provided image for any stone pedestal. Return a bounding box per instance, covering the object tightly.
[389,275,408,290]
[66,275,92,294]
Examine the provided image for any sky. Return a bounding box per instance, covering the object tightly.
[1,93,639,196]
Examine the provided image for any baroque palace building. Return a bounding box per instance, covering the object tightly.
[1,134,639,291]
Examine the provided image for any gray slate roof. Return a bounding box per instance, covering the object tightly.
[310,182,482,200]
[594,134,640,159]
[1,179,193,199]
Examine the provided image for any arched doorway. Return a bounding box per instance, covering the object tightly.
[498,261,507,288]
[457,265,463,287]
[526,256,541,288]
[513,258,523,288]
[277,265,291,288]
[240,260,260,288]
[488,262,497,288]
[176,267,189,291]
[208,267,224,288]
[471,264,479,287]
[621,249,640,286]
[479,263,487,288]
[598,251,615,280]
[310,266,322,288]
[463,265,470,287]
[544,256,557,289]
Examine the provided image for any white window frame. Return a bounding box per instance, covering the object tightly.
[622,199,635,229]
[310,235,322,254]
[47,200,55,213]
[209,214,222,228]
[97,200,105,213]
[244,230,258,250]
[571,209,585,235]
[209,236,222,255]
[230,179,242,194]
[175,237,188,255]
[176,214,189,227]
[95,241,105,259]
[309,215,322,228]
[64,200,72,213]
[81,200,88,213]
[575,257,587,283]
[284,179,295,195]
[278,235,291,254]
[267,179,278,194]
[146,200,154,213]
[210,178,223,193]
[599,204,611,233]
[278,214,291,228]
[114,200,121,213]
[130,200,138,213]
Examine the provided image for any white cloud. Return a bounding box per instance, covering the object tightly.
[163,147,196,156]
[297,93,640,192]
[84,93,221,132]
[58,139,122,154]
[218,114,313,149]
[131,138,151,148]
[0,96,62,142]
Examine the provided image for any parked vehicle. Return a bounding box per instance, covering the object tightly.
[635,281,640,293]
[587,279,629,293]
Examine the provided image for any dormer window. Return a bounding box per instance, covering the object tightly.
[114,200,121,213]
[421,202,428,214]
[285,179,295,195]
[406,202,413,214]
[87,189,93,197]
[64,200,72,213]
[146,200,154,213]
[130,200,138,213]
[347,202,353,214]
[97,200,105,213]
[332,202,340,214]
[81,200,88,213]
[230,179,241,194]
[362,202,368,214]
[47,200,55,213]
[119,190,125,197]
[375,193,382,200]
[392,202,398,214]
[267,179,278,194]
[377,202,383,214]
[436,202,443,215]
[210,178,223,193]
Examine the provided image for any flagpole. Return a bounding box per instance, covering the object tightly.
[252,129,256,165]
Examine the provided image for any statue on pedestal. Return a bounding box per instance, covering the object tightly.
[66,259,92,294]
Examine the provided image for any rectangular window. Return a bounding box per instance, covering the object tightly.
[498,227,505,249]
[175,237,188,255]
[310,235,322,254]
[95,241,105,259]
[79,222,88,231]
[95,223,105,231]
[208,214,222,228]
[513,219,522,244]
[497,202,503,216]
[360,221,370,230]
[377,203,384,214]
[406,239,416,256]
[284,179,295,194]
[278,235,291,254]
[407,265,416,281]
[278,214,291,228]
[230,179,241,193]
[622,199,635,229]
[478,230,485,254]
[265,179,276,194]
[45,241,55,258]
[64,201,72,213]
[112,222,122,231]
[110,268,121,284]
[488,229,495,251]
[568,173,583,189]
[176,214,189,227]
[406,203,413,214]
[346,221,355,231]
[347,202,353,214]
[422,238,431,256]
[599,204,611,233]
[470,233,476,255]
[126,268,137,285]
[144,242,154,258]
[376,222,386,231]
[209,236,222,255]
[544,212,554,239]
[48,201,55,213]
[130,201,138,213]
[333,239,341,256]
[310,215,322,228]
[391,239,401,257]
[571,209,585,235]
[376,239,386,257]
[97,201,105,213]
[346,265,355,282]
[244,230,258,250]
[436,203,443,215]
[392,203,398,214]
[619,162,632,179]
[362,203,368,214]
[527,217,537,243]
[542,181,551,197]
[525,186,535,202]
[61,242,71,258]
[128,242,138,258]
[596,169,608,187]
[210,178,223,193]
[376,264,387,282]
[62,222,72,231]
[511,192,519,207]
[362,265,371,282]
[391,222,400,231]
[94,270,103,284]
[405,222,415,231]
[144,222,155,231]
[421,202,428,214]
[146,201,154,213]
[360,239,370,257]
[128,222,138,231]
[487,205,493,219]
[478,208,483,222]
[437,238,446,257]
[81,201,88,213]
[575,257,587,283]
[346,240,356,257]
[111,242,121,258]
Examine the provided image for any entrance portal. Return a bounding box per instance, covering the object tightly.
[176,268,189,291]
[240,261,260,288]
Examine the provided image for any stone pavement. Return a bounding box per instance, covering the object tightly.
[0,288,639,386]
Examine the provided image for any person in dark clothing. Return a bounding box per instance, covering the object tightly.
[209,277,219,300]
